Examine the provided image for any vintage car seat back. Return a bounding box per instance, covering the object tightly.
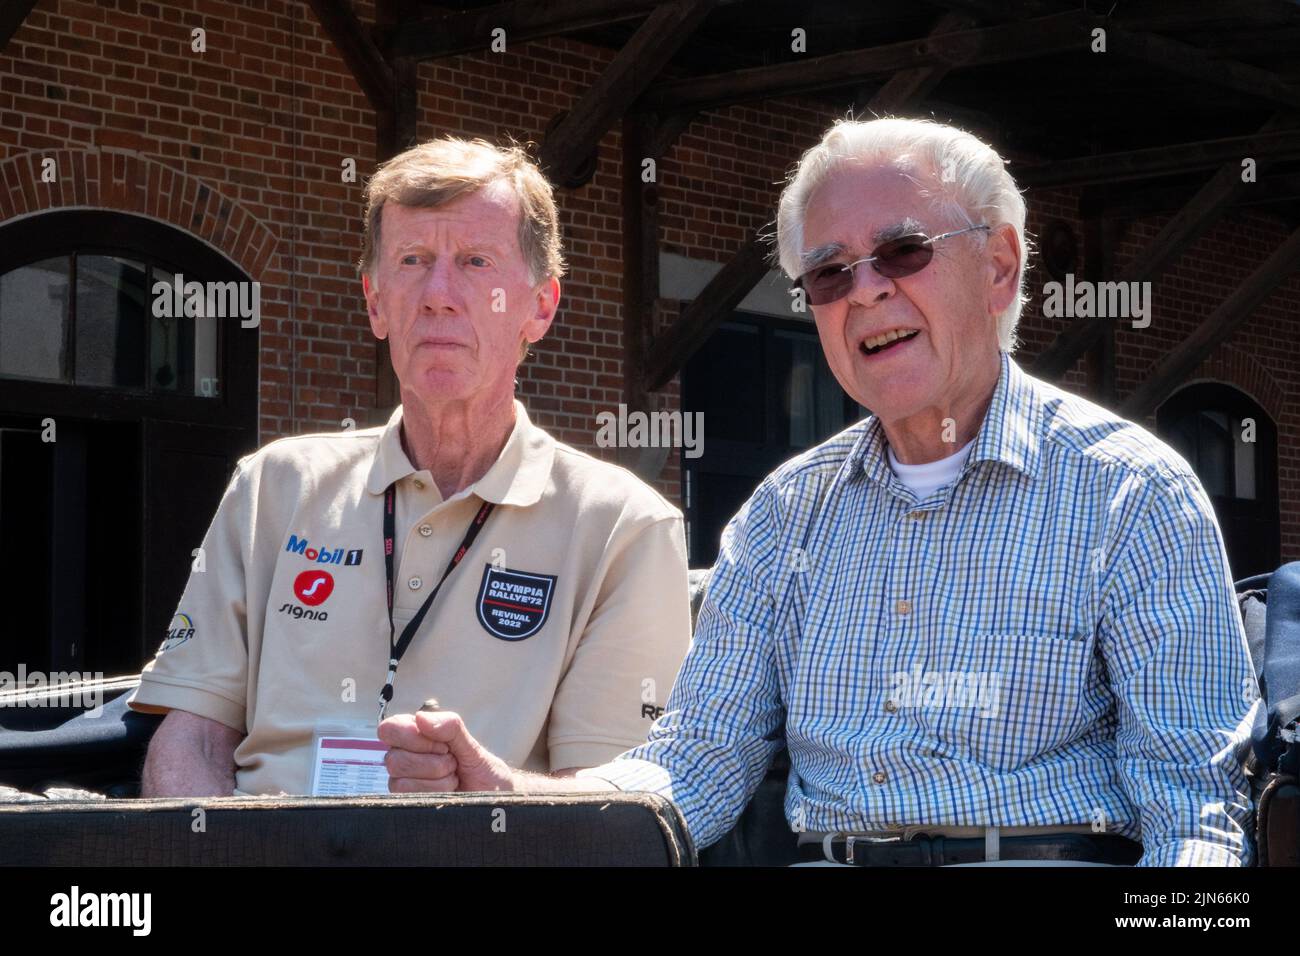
[1243,563,1300,865]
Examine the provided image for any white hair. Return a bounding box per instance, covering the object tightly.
[775,116,1030,353]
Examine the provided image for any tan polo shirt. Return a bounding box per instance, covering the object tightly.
[128,400,691,795]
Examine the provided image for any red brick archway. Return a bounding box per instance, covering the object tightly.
[0,147,279,281]
[1173,343,1286,426]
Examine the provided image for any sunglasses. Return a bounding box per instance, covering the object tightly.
[793,224,991,306]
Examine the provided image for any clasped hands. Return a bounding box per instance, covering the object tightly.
[377,703,515,793]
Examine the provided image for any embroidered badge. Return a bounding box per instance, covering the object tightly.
[476,565,556,641]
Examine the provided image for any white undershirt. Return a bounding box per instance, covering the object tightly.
[886,438,975,501]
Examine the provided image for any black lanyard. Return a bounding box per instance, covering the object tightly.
[379,483,494,722]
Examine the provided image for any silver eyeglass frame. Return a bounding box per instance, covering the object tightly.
[794,223,991,298]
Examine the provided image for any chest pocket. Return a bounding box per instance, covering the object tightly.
[916,631,1098,772]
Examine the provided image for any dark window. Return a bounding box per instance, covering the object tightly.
[682,313,861,566]
[1158,383,1279,580]
[0,211,258,682]
[0,256,70,382]
[0,256,218,397]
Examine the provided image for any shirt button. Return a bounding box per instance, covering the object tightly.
[884,700,898,714]
[418,524,433,537]
[408,576,423,591]
[908,511,926,521]
[895,599,912,616]
[872,771,887,785]
[413,479,426,491]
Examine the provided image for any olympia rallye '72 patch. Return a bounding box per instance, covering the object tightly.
[476,565,556,641]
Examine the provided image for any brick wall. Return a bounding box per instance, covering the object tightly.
[0,0,380,441]
[2,0,1297,562]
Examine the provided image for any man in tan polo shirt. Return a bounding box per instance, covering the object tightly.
[128,137,691,796]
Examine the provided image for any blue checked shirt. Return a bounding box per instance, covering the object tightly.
[582,352,1259,866]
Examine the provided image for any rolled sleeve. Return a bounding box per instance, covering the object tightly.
[127,459,252,735]
[591,480,788,849]
[546,514,692,769]
[1099,470,1258,867]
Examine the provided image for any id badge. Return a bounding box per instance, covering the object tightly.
[309,721,391,797]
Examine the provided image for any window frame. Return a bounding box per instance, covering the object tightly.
[1156,381,1280,578]
[0,210,258,431]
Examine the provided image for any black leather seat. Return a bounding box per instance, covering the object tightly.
[0,791,695,867]
[0,681,160,798]
[1242,564,1300,865]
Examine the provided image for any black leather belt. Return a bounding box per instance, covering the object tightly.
[799,833,1143,866]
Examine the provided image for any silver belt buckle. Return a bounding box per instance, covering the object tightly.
[824,831,899,864]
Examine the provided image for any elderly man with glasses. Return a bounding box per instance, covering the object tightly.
[385,117,1259,868]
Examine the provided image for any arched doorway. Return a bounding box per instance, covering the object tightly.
[1156,382,1280,580]
[0,210,259,678]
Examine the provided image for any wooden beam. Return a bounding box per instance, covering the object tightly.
[1179,26,1300,60]
[1015,128,1300,188]
[1032,115,1300,383]
[1080,187,1118,406]
[0,0,38,53]
[637,10,979,393]
[638,11,1101,112]
[646,111,698,159]
[1120,224,1300,418]
[376,53,418,161]
[385,0,664,60]
[873,12,989,135]
[1120,119,1294,282]
[1028,124,1275,381]
[539,0,717,188]
[631,1,1299,123]
[643,237,770,392]
[1111,0,1298,33]
[622,113,659,413]
[865,11,977,114]
[932,1,1300,116]
[372,0,421,411]
[616,112,681,478]
[614,106,709,477]
[926,0,1061,18]
[306,0,394,112]
[936,0,1296,32]
[1095,170,1300,219]
[1106,25,1300,112]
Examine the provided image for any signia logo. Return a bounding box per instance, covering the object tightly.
[293,570,334,607]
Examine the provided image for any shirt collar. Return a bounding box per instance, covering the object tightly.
[365,400,555,506]
[854,351,1042,488]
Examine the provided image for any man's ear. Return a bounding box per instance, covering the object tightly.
[522,275,560,346]
[986,224,1021,317]
[363,272,387,340]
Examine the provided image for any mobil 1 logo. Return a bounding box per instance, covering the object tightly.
[285,534,363,567]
